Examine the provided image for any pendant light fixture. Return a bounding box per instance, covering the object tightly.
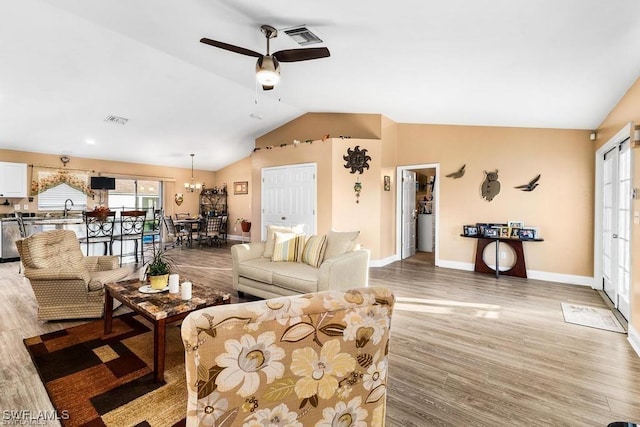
[185,153,203,193]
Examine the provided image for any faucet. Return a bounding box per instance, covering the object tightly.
[63,199,74,217]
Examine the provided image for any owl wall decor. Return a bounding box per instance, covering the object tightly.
[343,146,371,174]
[481,170,501,201]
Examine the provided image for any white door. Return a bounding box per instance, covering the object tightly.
[401,170,417,259]
[602,139,631,320]
[261,164,316,239]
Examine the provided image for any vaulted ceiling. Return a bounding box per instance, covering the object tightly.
[2,0,640,170]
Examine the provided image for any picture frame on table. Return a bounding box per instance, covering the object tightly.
[509,227,521,238]
[508,220,524,228]
[476,223,490,236]
[518,228,537,240]
[484,228,499,238]
[463,225,478,236]
[499,226,510,238]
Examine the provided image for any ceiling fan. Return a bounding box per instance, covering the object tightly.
[200,25,330,90]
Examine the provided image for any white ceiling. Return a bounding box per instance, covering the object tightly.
[2,0,640,171]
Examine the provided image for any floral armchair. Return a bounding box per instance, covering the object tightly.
[181,286,395,426]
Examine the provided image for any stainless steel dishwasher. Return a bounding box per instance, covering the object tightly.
[0,218,21,261]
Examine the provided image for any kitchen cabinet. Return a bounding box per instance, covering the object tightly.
[0,162,27,198]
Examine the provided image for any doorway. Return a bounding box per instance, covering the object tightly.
[595,123,632,320]
[396,163,440,265]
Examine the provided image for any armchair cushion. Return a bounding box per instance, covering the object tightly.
[182,287,394,427]
[18,229,84,269]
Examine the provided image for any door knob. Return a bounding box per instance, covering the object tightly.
[613,234,619,238]
[281,216,286,220]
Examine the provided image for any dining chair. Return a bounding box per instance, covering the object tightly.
[163,215,190,248]
[174,212,190,220]
[197,216,224,248]
[80,211,117,256]
[117,210,146,266]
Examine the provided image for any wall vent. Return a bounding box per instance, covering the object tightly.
[283,26,323,46]
[104,115,129,125]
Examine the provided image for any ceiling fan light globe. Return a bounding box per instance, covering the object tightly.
[256,56,280,86]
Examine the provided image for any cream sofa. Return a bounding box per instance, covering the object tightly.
[231,228,369,299]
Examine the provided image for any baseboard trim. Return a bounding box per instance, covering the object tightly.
[437,260,475,271]
[433,260,594,286]
[226,234,247,242]
[370,254,400,268]
[628,324,640,358]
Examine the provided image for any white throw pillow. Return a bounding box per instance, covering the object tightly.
[263,224,305,258]
[323,230,360,261]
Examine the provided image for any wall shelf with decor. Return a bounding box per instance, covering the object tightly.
[199,187,227,218]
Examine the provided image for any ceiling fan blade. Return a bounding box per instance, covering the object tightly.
[200,38,262,58]
[273,47,330,62]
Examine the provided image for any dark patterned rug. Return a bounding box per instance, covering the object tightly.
[24,314,187,427]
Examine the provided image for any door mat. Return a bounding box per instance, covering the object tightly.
[561,302,626,333]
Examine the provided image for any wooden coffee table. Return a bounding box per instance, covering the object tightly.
[104,278,231,383]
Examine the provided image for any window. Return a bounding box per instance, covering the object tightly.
[34,169,90,212]
[38,183,87,211]
[108,179,161,212]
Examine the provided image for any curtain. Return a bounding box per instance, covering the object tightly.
[30,167,93,196]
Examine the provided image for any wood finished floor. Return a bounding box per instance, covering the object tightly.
[1,246,640,426]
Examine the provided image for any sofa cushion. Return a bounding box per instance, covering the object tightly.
[323,230,360,260]
[238,258,275,284]
[301,234,327,268]
[272,232,305,262]
[263,224,305,259]
[270,262,319,294]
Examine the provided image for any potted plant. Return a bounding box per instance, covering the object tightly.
[236,217,251,232]
[145,249,173,290]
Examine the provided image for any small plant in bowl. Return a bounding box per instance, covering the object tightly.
[145,249,174,290]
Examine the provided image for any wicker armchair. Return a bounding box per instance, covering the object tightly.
[182,286,395,426]
[16,229,131,321]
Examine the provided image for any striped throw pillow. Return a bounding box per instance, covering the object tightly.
[301,234,327,268]
[272,232,305,262]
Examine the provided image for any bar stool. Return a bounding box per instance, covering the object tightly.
[80,211,116,256]
[117,210,146,266]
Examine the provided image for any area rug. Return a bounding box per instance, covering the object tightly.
[23,313,187,426]
[561,302,626,333]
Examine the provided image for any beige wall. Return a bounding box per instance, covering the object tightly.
[396,124,594,276]
[255,113,383,149]
[0,149,215,218]
[331,138,383,258]
[596,75,640,332]
[213,156,252,239]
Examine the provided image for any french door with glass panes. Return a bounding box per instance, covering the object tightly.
[602,139,631,320]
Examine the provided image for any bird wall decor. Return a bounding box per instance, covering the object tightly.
[515,174,541,192]
[446,164,466,179]
[481,170,501,201]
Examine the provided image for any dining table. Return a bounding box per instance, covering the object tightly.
[174,218,201,247]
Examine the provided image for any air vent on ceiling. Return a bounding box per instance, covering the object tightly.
[104,115,129,125]
[283,26,323,46]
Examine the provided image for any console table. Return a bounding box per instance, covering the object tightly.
[461,235,543,279]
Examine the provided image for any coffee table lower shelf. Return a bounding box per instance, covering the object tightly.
[104,279,230,383]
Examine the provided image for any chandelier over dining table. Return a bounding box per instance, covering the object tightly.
[185,153,204,193]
